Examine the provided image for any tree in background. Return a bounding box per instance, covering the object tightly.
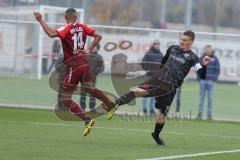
[90,0,139,25]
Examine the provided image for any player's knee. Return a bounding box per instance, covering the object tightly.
[82,82,95,94]
[61,95,68,101]
[133,91,141,97]
[133,88,148,97]
[156,115,165,124]
[82,82,93,88]
[156,111,165,124]
[61,98,70,103]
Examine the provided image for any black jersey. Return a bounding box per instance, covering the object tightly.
[161,45,202,88]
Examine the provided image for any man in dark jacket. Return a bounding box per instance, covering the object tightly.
[196,44,220,120]
[141,40,163,115]
[48,40,62,74]
[80,44,104,111]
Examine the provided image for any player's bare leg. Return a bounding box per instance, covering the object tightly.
[116,87,150,106]
[108,87,149,120]
[61,89,94,136]
[151,110,166,146]
[82,81,115,111]
[61,90,91,121]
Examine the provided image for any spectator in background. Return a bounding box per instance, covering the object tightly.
[48,39,61,74]
[25,45,32,54]
[55,55,67,104]
[196,45,220,120]
[80,44,104,111]
[141,40,163,115]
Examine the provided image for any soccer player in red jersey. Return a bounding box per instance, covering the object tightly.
[34,8,114,136]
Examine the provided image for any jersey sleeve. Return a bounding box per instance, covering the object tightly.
[56,25,69,39]
[161,45,172,64]
[81,24,95,36]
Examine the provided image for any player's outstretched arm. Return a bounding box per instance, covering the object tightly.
[33,11,58,38]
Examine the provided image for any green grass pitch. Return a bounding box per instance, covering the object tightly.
[0,75,240,159]
[0,108,240,160]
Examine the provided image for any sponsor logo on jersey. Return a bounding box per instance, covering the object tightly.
[184,54,190,58]
[169,55,186,64]
[70,27,83,34]
[172,48,181,54]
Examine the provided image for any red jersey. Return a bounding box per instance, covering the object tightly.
[56,22,95,66]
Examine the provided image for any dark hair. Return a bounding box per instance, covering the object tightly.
[205,44,212,48]
[153,39,160,45]
[183,30,195,41]
[66,8,77,15]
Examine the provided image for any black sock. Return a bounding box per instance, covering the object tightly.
[115,91,136,106]
[154,122,165,136]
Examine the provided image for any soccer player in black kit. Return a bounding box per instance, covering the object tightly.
[108,30,211,145]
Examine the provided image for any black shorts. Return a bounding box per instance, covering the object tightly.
[139,76,174,98]
[138,74,176,116]
[155,89,176,116]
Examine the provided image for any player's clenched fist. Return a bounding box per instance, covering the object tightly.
[33,11,42,22]
[202,55,211,66]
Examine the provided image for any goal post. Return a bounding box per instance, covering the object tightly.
[0,5,84,80]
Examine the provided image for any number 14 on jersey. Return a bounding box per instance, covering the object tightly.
[72,32,84,53]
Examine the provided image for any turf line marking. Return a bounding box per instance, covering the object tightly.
[137,149,240,160]
[1,104,240,122]
[0,120,240,140]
